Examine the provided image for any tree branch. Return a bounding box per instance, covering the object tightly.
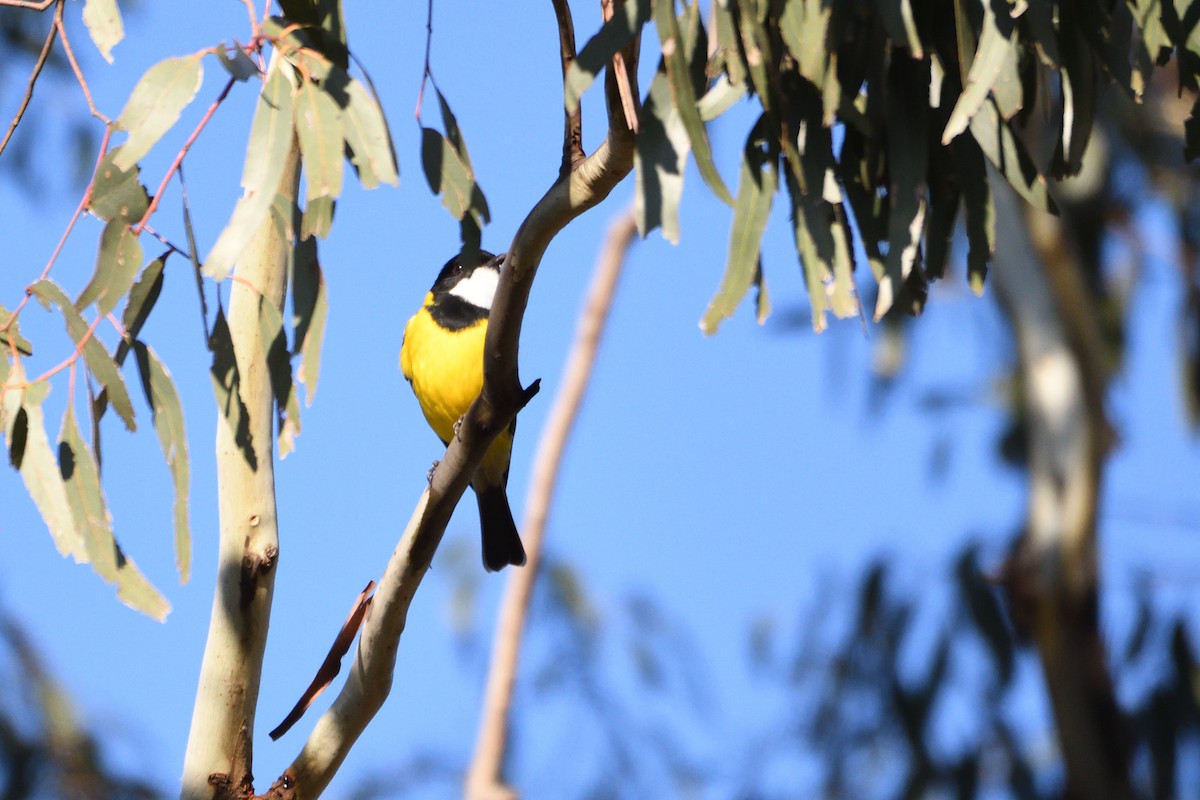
[550,0,584,177]
[465,209,636,800]
[179,56,302,800]
[991,175,1132,798]
[270,9,641,799]
[0,0,60,159]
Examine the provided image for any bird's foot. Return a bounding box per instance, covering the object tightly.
[427,460,439,484]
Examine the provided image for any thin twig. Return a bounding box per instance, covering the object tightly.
[132,76,237,234]
[551,0,584,177]
[414,0,434,119]
[32,309,107,384]
[0,0,54,9]
[141,223,188,258]
[465,209,637,800]
[0,0,61,158]
[55,1,109,123]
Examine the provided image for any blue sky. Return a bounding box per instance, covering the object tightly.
[1,1,1199,796]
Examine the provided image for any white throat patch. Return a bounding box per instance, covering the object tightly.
[449,266,500,310]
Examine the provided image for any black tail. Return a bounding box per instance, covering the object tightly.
[475,485,526,572]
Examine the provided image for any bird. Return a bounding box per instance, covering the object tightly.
[400,249,527,571]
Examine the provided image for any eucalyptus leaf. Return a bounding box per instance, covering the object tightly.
[329,69,398,189]
[295,80,344,205]
[132,342,189,581]
[82,0,123,63]
[636,69,690,243]
[113,55,204,172]
[217,42,259,82]
[700,123,776,335]
[209,308,255,470]
[564,0,651,113]
[89,149,150,223]
[0,305,33,356]
[29,280,136,432]
[4,368,85,562]
[291,238,327,405]
[76,221,144,317]
[655,0,733,206]
[58,404,169,620]
[205,64,296,281]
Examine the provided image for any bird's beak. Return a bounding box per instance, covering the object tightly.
[491,252,507,271]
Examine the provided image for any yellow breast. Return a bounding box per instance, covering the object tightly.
[402,298,488,445]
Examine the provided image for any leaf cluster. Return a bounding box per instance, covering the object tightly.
[570,0,1200,334]
[1,1,395,618]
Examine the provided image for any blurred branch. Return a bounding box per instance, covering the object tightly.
[0,0,60,158]
[271,5,640,798]
[991,173,1132,798]
[178,56,301,800]
[465,209,637,800]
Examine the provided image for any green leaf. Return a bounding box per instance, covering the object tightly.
[209,309,256,470]
[779,0,831,87]
[58,404,169,620]
[654,0,733,206]
[133,342,190,582]
[255,297,300,457]
[697,74,746,121]
[951,134,994,294]
[294,80,344,206]
[4,367,86,562]
[291,237,327,405]
[879,0,924,57]
[943,3,1018,144]
[76,221,144,317]
[924,144,960,283]
[332,71,398,189]
[82,0,123,63]
[708,0,745,86]
[113,55,204,172]
[89,148,150,223]
[217,42,259,82]
[564,0,651,112]
[635,1,706,242]
[753,261,771,325]
[435,87,474,170]
[29,280,136,432]
[180,169,209,332]
[205,62,296,281]
[968,99,1055,212]
[636,68,690,243]
[277,0,349,68]
[700,123,776,335]
[1051,18,1098,178]
[877,55,929,320]
[420,128,490,225]
[120,254,166,346]
[300,195,336,240]
[0,305,33,356]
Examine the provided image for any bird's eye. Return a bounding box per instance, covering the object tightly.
[453,264,464,275]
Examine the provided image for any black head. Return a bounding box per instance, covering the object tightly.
[430,249,501,297]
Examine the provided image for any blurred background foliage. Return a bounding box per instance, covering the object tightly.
[1,0,1199,797]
